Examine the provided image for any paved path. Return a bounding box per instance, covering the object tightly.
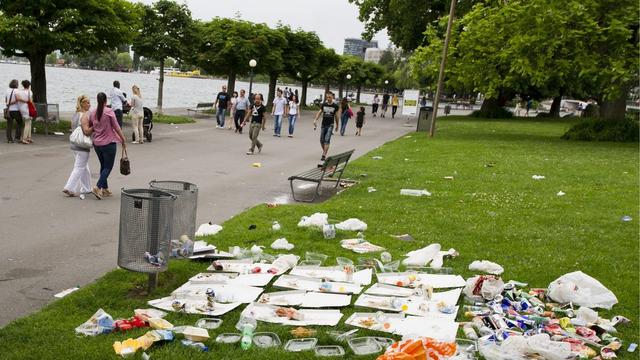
[0,110,414,326]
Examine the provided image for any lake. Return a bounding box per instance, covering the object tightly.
[1,63,377,112]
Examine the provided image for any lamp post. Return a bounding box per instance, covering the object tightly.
[384,79,389,94]
[248,59,257,103]
[346,74,352,101]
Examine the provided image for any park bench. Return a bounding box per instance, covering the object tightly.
[288,149,355,202]
[34,103,59,135]
[187,102,214,118]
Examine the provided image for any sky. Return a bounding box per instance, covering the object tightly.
[135,0,390,54]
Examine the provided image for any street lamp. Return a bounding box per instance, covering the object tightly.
[384,79,389,94]
[248,59,257,103]
[346,74,352,101]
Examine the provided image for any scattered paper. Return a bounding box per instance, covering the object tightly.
[195,223,222,236]
[557,191,566,196]
[54,286,80,298]
[341,239,386,254]
[532,175,546,180]
[372,156,383,160]
[400,189,431,197]
[367,187,377,193]
[242,303,343,326]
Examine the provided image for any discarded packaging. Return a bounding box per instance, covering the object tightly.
[349,337,384,355]
[621,215,632,222]
[315,345,346,357]
[252,162,262,168]
[468,260,504,275]
[285,338,318,352]
[271,238,294,250]
[323,224,336,239]
[253,332,282,348]
[272,221,281,231]
[75,308,115,336]
[531,175,546,180]
[195,318,222,329]
[402,244,440,267]
[195,223,223,236]
[557,191,566,196]
[180,339,208,352]
[148,318,173,330]
[336,218,368,231]
[182,326,210,342]
[54,286,80,298]
[548,271,618,309]
[392,234,415,242]
[341,239,386,254]
[400,189,431,197]
[216,333,242,344]
[463,275,504,301]
[298,212,329,228]
[134,309,167,322]
[368,187,377,192]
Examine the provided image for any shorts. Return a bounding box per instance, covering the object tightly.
[320,126,333,145]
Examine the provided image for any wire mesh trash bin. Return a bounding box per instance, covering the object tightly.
[149,180,198,258]
[416,106,433,132]
[118,188,176,274]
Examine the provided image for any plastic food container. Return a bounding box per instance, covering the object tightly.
[195,318,222,329]
[148,318,173,330]
[215,333,242,344]
[305,252,329,264]
[182,326,209,342]
[348,337,383,355]
[299,260,323,266]
[315,345,345,357]
[253,332,282,348]
[336,257,354,266]
[284,338,318,352]
[373,337,395,348]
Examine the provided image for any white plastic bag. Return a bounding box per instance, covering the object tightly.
[272,254,299,269]
[271,238,294,250]
[297,213,329,228]
[335,218,368,231]
[463,275,504,301]
[468,260,504,275]
[547,271,618,309]
[430,249,457,269]
[402,243,440,267]
[195,223,223,236]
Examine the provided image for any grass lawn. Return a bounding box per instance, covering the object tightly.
[0,116,637,359]
[123,113,196,125]
[0,119,72,134]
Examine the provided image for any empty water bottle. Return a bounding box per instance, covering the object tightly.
[380,252,392,263]
[240,318,257,350]
[323,224,336,239]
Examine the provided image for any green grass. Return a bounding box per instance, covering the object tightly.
[0,119,72,134]
[0,116,637,359]
[149,114,196,124]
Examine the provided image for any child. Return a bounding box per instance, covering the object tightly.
[355,106,365,136]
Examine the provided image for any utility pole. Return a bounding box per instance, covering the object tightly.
[429,0,457,137]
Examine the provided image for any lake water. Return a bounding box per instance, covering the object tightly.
[1,63,376,112]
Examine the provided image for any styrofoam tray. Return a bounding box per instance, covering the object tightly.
[241,302,343,326]
[344,312,406,334]
[258,290,307,306]
[273,275,363,294]
[375,273,466,288]
[290,266,373,285]
[148,296,241,316]
[171,283,264,303]
[206,260,289,275]
[193,241,216,253]
[364,283,415,297]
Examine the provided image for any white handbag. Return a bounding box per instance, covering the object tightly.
[70,126,93,149]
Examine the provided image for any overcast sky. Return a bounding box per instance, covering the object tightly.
[136,0,390,53]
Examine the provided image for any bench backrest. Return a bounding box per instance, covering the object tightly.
[196,102,214,108]
[323,149,355,177]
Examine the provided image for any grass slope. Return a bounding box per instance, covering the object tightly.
[0,116,637,359]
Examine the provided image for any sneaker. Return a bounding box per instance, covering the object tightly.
[288,135,293,138]
[62,189,76,197]
[258,145,262,153]
[92,187,103,200]
[321,155,326,161]
[246,150,254,155]
[102,189,113,197]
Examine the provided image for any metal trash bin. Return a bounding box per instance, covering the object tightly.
[416,106,433,132]
[118,188,176,274]
[444,105,451,115]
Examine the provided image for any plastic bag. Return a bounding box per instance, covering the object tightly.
[547,271,618,309]
[272,254,299,269]
[402,244,440,267]
[75,308,115,336]
[195,223,223,236]
[430,249,458,269]
[468,260,504,275]
[297,213,329,228]
[271,238,294,250]
[335,218,368,231]
[463,275,504,301]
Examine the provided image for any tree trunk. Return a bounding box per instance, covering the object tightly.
[338,83,344,100]
[227,72,236,100]
[301,79,309,107]
[157,59,164,112]
[549,95,562,118]
[267,73,278,111]
[28,52,47,104]
[356,84,362,103]
[479,97,500,113]
[324,82,330,94]
[600,91,628,120]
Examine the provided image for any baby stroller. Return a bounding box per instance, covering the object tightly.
[132,107,153,142]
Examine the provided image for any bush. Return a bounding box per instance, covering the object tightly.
[561,118,639,142]
[471,106,513,119]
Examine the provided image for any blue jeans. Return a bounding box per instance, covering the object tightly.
[216,107,226,127]
[94,142,117,189]
[114,109,123,128]
[273,114,283,135]
[288,114,297,135]
[340,113,349,136]
[320,126,333,145]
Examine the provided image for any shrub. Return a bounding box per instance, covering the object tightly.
[471,106,513,119]
[561,118,639,142]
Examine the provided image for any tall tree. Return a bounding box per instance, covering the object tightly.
[132,0,197,111]
[258,24,287,108]
[0,0,140,103]
[282,30,328,106]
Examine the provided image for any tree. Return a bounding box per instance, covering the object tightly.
[46,53,57,65]
[132,0,197,111]
[349,0,480,51]
[0,0,140,103]
[282,30,328,106]
[115,52,133,71]
[259,24,287,108]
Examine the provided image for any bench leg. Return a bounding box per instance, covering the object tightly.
[290,179,320,203]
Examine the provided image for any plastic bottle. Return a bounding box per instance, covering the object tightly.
[462,323,478,340]
[380,252,392,263]
[240,318,256,350]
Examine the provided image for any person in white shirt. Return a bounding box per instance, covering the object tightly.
[229,91,238,130]
[271,89,287,137]
[129,85,144,143]
[285,94,299,138]
[372,94,380,117]
[110,80,126,127]
[17,80,34,144]
[233,89,250,134]
[4,79,24,143]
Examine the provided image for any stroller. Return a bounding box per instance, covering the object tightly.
[132,107,153,142]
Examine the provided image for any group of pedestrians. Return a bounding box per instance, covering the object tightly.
[4,79,34,144]
[371,92,400,119]
[61,80,143,199]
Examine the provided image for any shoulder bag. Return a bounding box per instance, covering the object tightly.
[4,89,14,120]
[69,112,93,149]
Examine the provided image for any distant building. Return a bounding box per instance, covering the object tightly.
[343,38,379,58]
[364,48,384,63]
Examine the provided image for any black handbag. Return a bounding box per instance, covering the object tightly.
[120,148,130,176]
[4,89,14,120]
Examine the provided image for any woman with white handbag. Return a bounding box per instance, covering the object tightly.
[62,95,92,198]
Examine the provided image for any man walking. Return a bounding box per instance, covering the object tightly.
[242,93,267,155]
[381,92,390,118]
[313,91,340,161]
[272,89,287,137]
[214,85,230,128]
[234,89,250,134]
[110,81,126,127]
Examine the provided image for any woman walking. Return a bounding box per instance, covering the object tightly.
[391,93,399,118]
[286,94,299,137]
[129,85,144,144]
[339,97,352,136]
[242,93,266,155]
[372,94,379,117]
[229,91,238,130]
[17,80,34,144]
[63,95,93,197]
[4,79,24,143]
[83,92,127,200]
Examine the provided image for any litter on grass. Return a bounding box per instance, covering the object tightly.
[273,274,364,294]
[400,189,431,197]
[297,212,329,228]
[241,302,344,326]
[271,238,294,250]
[392,234,415,242]
[341,238,386,254]
[368,187,377,193]
[532,175,546,180]
[335,218,368,231]
[54,286,80,298]
[547,271,618,309]
[557,191,566,196]
[468,260,504,275]
[372,156,383,160]
[195,223,222,236]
